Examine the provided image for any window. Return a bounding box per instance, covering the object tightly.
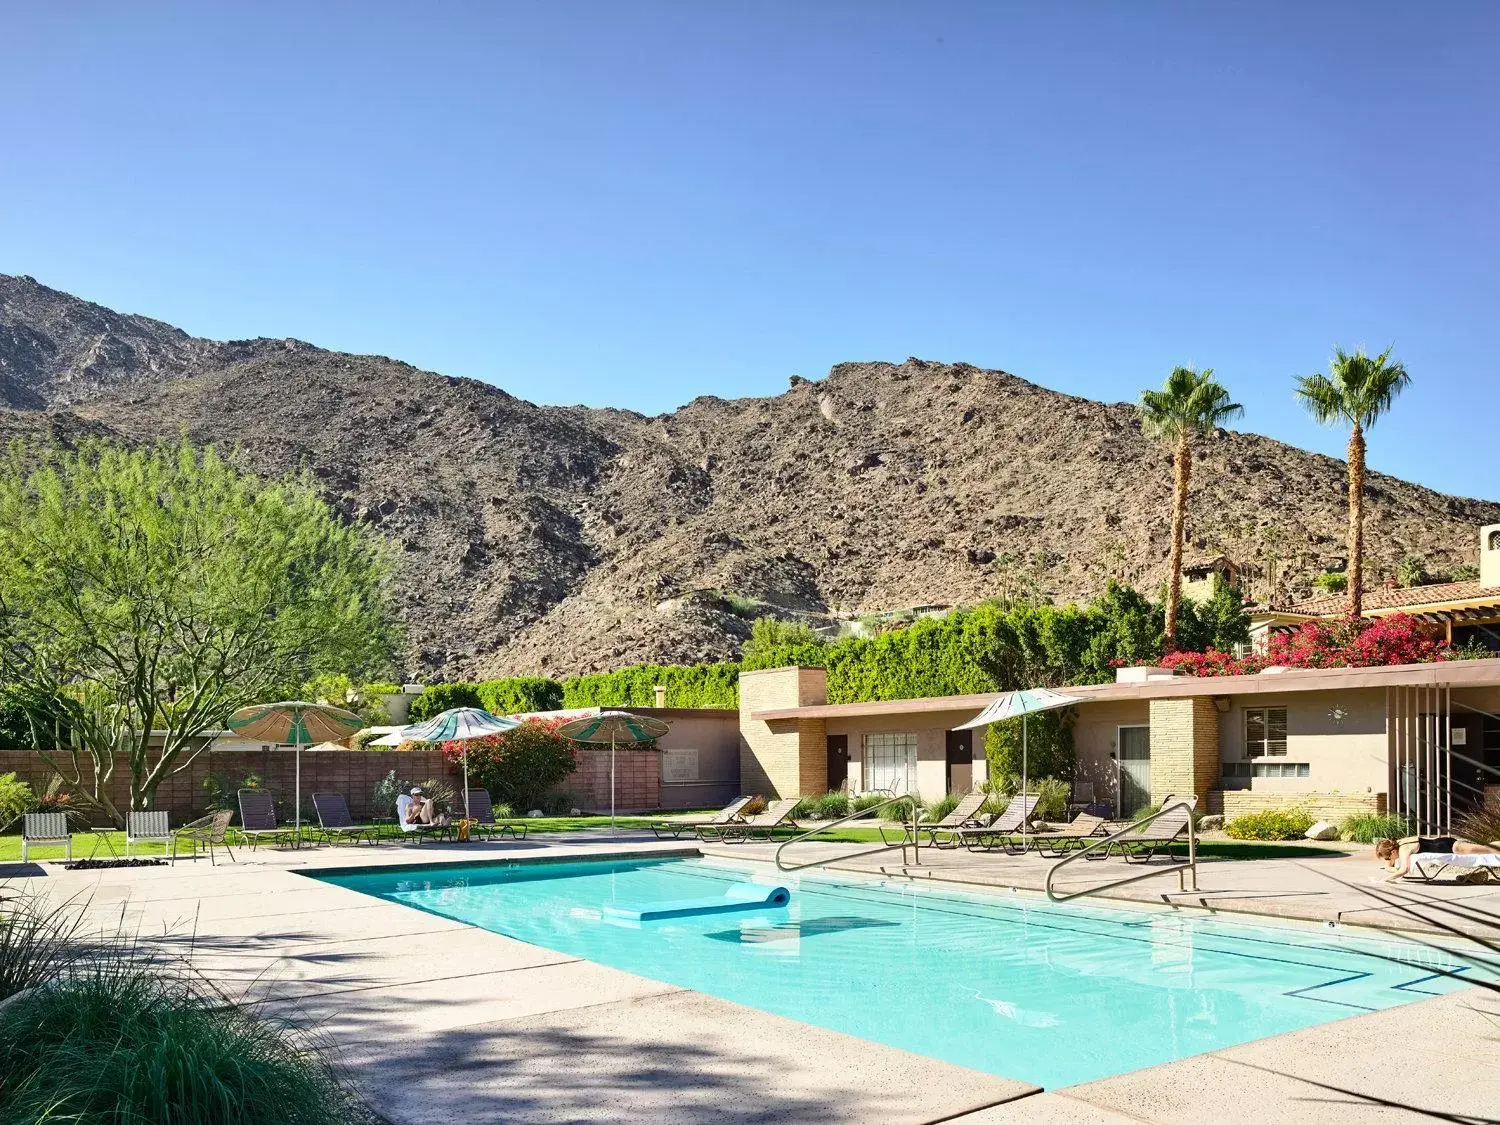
[865,732,917,794]
[1221,761,1309,788]
[1244,707,1288,757]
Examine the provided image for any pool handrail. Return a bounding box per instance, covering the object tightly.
[1045,798,1199,902]
[775,791,922,873]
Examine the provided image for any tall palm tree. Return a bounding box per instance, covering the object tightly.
[1137,367,1244,645]
[1294,346,1410,619]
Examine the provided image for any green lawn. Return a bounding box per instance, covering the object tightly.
[1,821,1352,864]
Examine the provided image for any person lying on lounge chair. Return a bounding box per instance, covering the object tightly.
[405,787,449,827]
[1376,836,1499,879]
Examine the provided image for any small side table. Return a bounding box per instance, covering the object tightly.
[78,826,121,861]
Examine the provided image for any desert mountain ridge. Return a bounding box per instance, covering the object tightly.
[3,271,1497,679]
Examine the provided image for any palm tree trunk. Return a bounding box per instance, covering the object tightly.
[1346,422,1365,619]
[1164,432,1191,644]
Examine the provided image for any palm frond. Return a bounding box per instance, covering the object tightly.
[1300,346,1410,429]
[1137,366,1241,441]
[1294,372,1347,425]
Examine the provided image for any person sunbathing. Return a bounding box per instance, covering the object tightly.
[1376,836,1499,878]
[405,787,449,826]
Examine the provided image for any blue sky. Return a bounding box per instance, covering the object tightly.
[3,2,1495,498]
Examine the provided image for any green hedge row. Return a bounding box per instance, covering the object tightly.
[561,663,740,709]
[408,677,563,722]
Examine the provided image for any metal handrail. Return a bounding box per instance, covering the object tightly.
[775,792,919,873]
[1045,799,1199,902]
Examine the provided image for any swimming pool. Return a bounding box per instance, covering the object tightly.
[315,856,1485,1088]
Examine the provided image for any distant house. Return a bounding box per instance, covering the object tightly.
[1250,523,1500,653]
[1180,555,1240,605]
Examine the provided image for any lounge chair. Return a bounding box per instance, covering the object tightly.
[1067,781,1098,815]
[171,809,236,864]
[1095,795,1198,863]
[394,794,453,843]
[237,789,295,850]
[956,794,1042,853]
[1033,812,1108,857]
[707,797,802,843]
[879,793,988,850]
[21,812,71,862]
[125,811,172,857]
[312,793,380,846]
[465,789,528,840]
[650,797,752,840]
[1398,851,1500,884]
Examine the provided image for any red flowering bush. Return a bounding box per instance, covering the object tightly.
[1161,614,1450,678]
[440,716,577,812]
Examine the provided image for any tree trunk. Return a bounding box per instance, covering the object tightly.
[1164,433,1191,645]
[1347,422,1366,619]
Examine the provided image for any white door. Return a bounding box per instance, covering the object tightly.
[1118,726,1151,816]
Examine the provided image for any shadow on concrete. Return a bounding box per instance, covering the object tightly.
[0,862,49,879]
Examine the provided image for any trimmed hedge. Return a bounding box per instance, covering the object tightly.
[561,663,740,709]
[409,677,564,721]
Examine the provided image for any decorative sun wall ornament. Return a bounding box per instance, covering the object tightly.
[1328,707,1349,726]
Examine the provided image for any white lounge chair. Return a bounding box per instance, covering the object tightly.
[125,810,171,857]
[395,794,452,843]
[21,812,71,862]
[1399,851,1500,884]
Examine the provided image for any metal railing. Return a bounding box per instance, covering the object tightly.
[775,792,919,873]
[1045,799,1199,903]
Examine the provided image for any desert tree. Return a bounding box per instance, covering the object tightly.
[1294,346,1410,618]
[1136,367,1244,644]
[0,439,397,821]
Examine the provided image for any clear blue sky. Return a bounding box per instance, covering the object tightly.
[3,2,1495,498]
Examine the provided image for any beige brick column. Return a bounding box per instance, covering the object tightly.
[1147,697,1219,805]
[738,667,828,798]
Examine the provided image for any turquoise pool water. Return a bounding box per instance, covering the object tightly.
[316,857,1484,1088]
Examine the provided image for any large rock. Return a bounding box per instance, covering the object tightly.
[1305,819,1341,841]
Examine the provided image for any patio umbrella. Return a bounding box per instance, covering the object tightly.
[955,688,1082,845]
[228,701,364,837]
[398,707,521,817]
[557,710,670,827]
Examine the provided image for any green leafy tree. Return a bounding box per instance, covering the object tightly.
[1175,577,1251,654]
[1136,367,1244,645]
[1313,571,1348,594]
[1395,554,1428,589]
[0,439,396,821]
[446,718,578,812]
[1294,346,1410,618]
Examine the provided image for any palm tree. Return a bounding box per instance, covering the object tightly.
[1137,367,1244,645]
[1294,347,1410,619]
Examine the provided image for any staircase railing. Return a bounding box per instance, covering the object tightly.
[775,793,917,873]
[1045,799,1199,903]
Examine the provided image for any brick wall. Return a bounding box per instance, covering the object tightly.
[1208,790,1387,820]
[738,667,828,798]
[1147,697,1219,804]
[0,743,660,823]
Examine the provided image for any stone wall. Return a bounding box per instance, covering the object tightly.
[1208,790,1387,820]
[738,667,828,798]
[1147,697,1220,804]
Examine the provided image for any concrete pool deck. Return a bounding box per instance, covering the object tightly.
[5,830,1498,1124]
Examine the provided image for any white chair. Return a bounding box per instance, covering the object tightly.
[21,812,71,862]
[126,811,171,857]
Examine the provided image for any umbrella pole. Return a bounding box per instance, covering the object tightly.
[1021,715,1029,850]
[295,735,303,848]
[610,733,617,828]
[463,748,470,818]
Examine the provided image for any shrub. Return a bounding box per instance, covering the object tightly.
[985,774,1070,820]
[1312,571,1348,594]
[1340,813,1409,844]
[985,712,1074,787]
[203,771,264,814]
[1457,793,1500,848]
[1395,555,1428,589]
[447,718,578,812]
[1449,563,1480,582]
[1224,808,1315,840]
[851,793,889,817]
[1163,614,1451,677]
[408,682,481,721]
[475,677,563,715]
[0,772,32,831]
[791,790,851,820]
[0,957,360,1125]
[923,793,961,822]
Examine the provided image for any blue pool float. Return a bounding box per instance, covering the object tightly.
[603,883,791,922]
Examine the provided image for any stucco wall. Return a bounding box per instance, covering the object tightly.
[828,708,987,802]
[1219,687,1388,799]
[1072,700,1151,813]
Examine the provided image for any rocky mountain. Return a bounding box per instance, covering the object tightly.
[3,272,1497,679]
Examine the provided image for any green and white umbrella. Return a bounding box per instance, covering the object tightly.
[398,707,521,816]
[955,688,1081,844]
[228,701,365,836]
[557,710,670,827]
